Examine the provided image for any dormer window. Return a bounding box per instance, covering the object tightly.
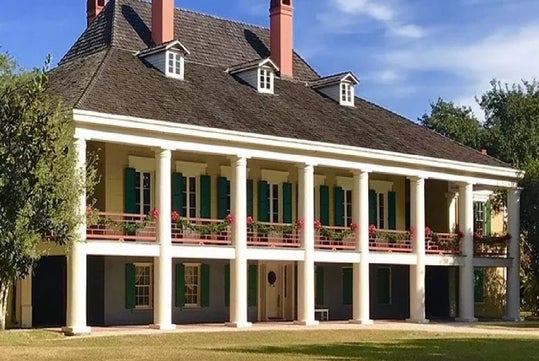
[228,58,279,95]
[167,51,184,79]
[137,40,190,81]
[341,82,354,106]
[258,68,274,93]
[310,72,360,107]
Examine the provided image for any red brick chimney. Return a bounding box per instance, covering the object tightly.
[152,0,175,45]
[270,0,294,79]
[87,0,105,27]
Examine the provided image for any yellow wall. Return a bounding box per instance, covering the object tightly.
[425,179,449,232]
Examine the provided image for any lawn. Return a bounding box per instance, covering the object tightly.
[1,329,539,361]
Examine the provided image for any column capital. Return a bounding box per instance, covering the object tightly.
[352,169,370,177]
[445,192,458,199]
[153,148,172,158]
[228,155,248,167]
[508,187,523,196]
[295,162,315,170]
[407,175,427,182]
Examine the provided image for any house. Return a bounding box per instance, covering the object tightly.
[7,0,521,334]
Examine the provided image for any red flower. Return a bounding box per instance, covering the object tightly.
[314,219,322,230]
[171,211,179,222]
[458,231,464,239]
[473,232,482,240]
[226,213,234,225]
[350,222,358,232]
[425,226,432,237]
[369,224,377,235]
[86,205,93,214]
[409,226,416,238]
[247,216,253,226]
[150,208,159,221]
[296,219,304,230]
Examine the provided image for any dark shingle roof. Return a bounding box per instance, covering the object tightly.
[51,0,512,169]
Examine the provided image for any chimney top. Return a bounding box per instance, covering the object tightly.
[87,0,106,27]
[152,0,175,46]
[270,0,294,79]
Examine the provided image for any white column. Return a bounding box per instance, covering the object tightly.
[407,177,428,323]
[150,148,175,330]
[457,182,477,322]
[62,138,91,335]
[295,163,318,326]
[446,192,458,232]
[20,277,32,328]
[504,188,521,321]
[350,170,372,324]
[448,267,457,318]
[226,156,251,328]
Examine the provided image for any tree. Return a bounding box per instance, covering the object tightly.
[0,53,89,330]
[421,79,539,314]
[419,98,484,149]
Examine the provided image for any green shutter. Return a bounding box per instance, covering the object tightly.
[485,201,492,235]
[258,181,269,222]
[319,185,330,226]
[248,264,258,306]
[171,172,184,213]
[283,182,293,223]
[201,264,210,307]
[125,264,136,310]
[474,268,485,303]
[217,177,230,219]
[315,266,324,306]
[200,175,211,219]
[342,268,352,305]
[388,191,396,230]
[224,264,230,307]
[369,189,377,226]
[377,268,391,304]
[247,179,254,218]
[175,263,185,308]
[333,187,344,226]
[124,168,137,214]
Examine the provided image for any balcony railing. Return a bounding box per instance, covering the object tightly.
[426,233,460,255]
[369,229,413,252]
[171,217,232,246]
[473,235,510,257]
[315,226,356,250]
[247,222,301,248]
[87,212,157,242]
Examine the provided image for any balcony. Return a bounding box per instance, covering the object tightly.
[426,233,460,255]
[315,226,356,251]
[473,234,510,258]
[247,221,301,248]
[87,212,158,243]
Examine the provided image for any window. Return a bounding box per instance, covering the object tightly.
[377,267,391,304]
[135,171,152,215]
[343,189,352,227]
[267,183,280,223]
[258,68,273,93]
[167,51,184,79]
[134,264,153,309]
[182,176,197,218]
[340,82,353,104]
[474,268,485,303]
[474,201,486,235]
[378,193,385,229]
[184,264,201,307]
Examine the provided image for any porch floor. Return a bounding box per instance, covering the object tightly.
[44,320,534,338]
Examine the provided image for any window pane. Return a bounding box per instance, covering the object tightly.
[378,193,385,229]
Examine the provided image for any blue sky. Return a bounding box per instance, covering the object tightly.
[1,0,538,121]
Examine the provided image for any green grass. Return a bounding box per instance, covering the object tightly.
[1,329,539,361]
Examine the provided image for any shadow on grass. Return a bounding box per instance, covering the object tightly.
[214,338,539,361]
[474,322,539,329]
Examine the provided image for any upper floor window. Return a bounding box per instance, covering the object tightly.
[341,82,353,105]
[266,183,280,223]
[182,176,197,218]
[135,171,152,215]
[167,51,184,79]
[258,68,274,94]
[474,201,486,235]
[343,189,352,227]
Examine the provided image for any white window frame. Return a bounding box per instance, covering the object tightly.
[474,201,486,236]
[128,156,155,215]
[258,67,274,94]
[370,180,393,230]
[166,50,185,80]
[175,161,208,219]
[184,263,201,308]
[260,169,289,223]
[134,263,153,309]
[268,183,280,223]
[340,82,354,106]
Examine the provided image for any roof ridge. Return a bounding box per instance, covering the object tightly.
[74,48,113,108]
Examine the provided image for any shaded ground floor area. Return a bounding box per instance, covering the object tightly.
[10,255,507,328]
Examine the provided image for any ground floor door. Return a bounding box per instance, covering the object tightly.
[425,266,451,319]
[32,256,66,326]
[259,262,295,321]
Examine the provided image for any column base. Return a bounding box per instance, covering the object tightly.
[62,326,91,336]
[406,318,430,324]
[294,320,319,326]
[502,316,521,322]
[456,317,478,323]
[349,319,374,325]
[225,321,253,329]
[149,324,177,331]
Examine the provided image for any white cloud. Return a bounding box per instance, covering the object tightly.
[373,69,401,83]
[390,24,425,39]
[334,0,394,22]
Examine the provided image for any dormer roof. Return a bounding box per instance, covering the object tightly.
[310,72,360,89]
[227,58,279,75]
[136,39,190,58]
